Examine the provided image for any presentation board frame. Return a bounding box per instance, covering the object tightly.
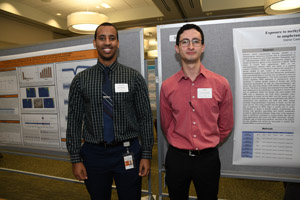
[0,28,145,157]
[156,13,300,199]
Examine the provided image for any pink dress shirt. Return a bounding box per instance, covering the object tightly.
[160,64,234,150]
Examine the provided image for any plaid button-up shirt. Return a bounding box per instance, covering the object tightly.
[66,60,154,163]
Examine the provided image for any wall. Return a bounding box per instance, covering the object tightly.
[0,17,67,49]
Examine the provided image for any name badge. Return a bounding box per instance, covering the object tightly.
[123,153,135,170]
[197,88,212,98]
[115,84,129,93]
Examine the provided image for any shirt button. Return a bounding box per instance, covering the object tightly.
[193,122,196,125]
[192,109,195,112]
[192,83,195,86]
[192,96,195,98]
[193,135,197,138]
[196,148,199,150]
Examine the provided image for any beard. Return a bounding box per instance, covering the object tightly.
[98,45,118,62]
[99,53,115,61]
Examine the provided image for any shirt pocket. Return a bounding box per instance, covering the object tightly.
[113,90,134,107]
[196,95,220,114]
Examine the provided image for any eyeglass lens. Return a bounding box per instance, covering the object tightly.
[180,39,201,46]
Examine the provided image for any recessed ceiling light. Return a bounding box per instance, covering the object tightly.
[56,13,61,16]
[101,3,111,8]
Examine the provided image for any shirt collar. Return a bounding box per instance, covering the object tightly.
[176,63,208,82]
[97,60,118,71]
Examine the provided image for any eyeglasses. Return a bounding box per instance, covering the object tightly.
[179,39,202,47]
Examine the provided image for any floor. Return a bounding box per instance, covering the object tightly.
[0,143,287,200]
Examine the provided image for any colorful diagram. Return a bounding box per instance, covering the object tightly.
[21,86,56,112]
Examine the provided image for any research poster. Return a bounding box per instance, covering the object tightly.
[18,64,55,87]
[56,59,95,145]
[0,45,98,150]
[0,123,22,144]
[21,114,59,147]
[20,86,57,113]
[0,98,19,120]
[0,71,18,95]
[232,24,300,167]
[0,69,21,144]
[0,70,19,119]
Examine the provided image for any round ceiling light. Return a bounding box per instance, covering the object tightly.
[67,11,108,34]
[265,0,300,14]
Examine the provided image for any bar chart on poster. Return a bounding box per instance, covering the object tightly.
[19,64,55,87]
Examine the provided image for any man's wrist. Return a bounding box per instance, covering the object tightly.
[70,154,82,163]
[141,150,152,159]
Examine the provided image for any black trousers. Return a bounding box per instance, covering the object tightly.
[81,138,142,200]
[165,145,220,200]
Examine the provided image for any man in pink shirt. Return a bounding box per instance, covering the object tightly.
[160,24,234,200]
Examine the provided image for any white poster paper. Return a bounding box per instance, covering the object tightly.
[0,76,18,95]
[18,64,55,87]
[0,98,19,120]
[21,114,59,147]
[55,59,94,142]
[233,24,300,167]
[0,123,22,144]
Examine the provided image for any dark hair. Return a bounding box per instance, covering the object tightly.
[94,22,119,40]
[176,24,204,46]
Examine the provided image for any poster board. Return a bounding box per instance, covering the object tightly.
[156,13,300,183]
[0,28,145,157]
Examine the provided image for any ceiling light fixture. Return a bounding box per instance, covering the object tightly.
[265,0,300,14]
[67,11,108,34]
[101,3,111,8]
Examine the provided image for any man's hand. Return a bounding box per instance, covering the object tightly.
[72,162,88,181]
[139,159,151,177]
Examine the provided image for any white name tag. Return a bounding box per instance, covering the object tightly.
[197,88,212,98]
[115,84,129,93]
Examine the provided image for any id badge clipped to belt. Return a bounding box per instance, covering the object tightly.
[123,141,135,170]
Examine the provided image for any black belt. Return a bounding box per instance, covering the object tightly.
[170,145,216,156]
[97,138,137,148]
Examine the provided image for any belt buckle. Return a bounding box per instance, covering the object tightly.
[103,142,112,148]
[188,150,196,157]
